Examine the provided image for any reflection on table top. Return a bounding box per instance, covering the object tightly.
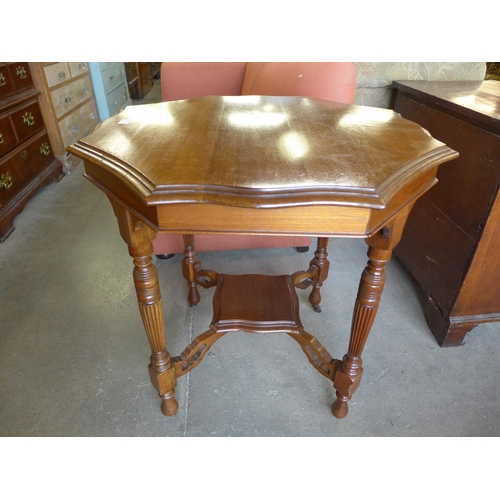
[68,95,456,211]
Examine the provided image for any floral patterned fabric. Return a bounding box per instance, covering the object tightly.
[354,62,486,108]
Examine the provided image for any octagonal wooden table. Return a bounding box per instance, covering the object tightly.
[68,95,457,419]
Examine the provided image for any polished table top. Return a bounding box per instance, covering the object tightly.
[68,96,457,237]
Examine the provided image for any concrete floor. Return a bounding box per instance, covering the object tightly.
[1,77,499,438]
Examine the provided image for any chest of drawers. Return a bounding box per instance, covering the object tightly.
[29,63,100,174]
[393,80,500,346]
[0,62,63,241]
[125,63,155,100]
[89,63,131,120]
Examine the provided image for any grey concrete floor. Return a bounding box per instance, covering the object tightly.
[1,159,499,438]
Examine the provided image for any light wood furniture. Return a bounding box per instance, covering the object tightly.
[89,63,132,121]
[29,63,100,174]
[68,96,457,419]
[394,80,500,347]
[0,62,63,241]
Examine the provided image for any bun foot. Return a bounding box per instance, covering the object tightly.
[332,392,349,419]
[156,254,176,260]
[187,285,201,307]
[160,392,179,417]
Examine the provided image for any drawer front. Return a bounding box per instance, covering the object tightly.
[99,62,115,72]
[0,114,17,157]
[125,62,137,81]
[59,100,99,148]
[51,75,93,118]
[68,62,89,78]
[11,100,44,143]
[8,63,33,90]
[396,195,476,316]
[102,64,127,94]
[0,63,15,97]
[44,62,71,88]
[396,95,500,241]
[0,131,55,206]
[107,82,129,116]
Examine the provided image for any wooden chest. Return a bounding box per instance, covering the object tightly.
[0,62,63,241]
[393,80,500,346]
[125,63,156,100]
[29,63,100,174]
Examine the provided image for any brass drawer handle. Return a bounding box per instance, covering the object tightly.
[79,63,86,71]
[0,73,6,86]
[16,66,27,79]
[39,142,50,156]
[22,112,35,126]
[65,96,73,103]
[0,172,13,189]
[20,150,28,159]
[0,133,3,144]
[58,71,66,80]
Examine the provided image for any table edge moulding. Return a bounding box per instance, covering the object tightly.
[393,79,500,347]
[67,95,458,419]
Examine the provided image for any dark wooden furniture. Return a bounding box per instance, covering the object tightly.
[125,63,154,100]
[67,96,456,418]
[0,62,63,241]
[150,63,161,80]
[393,80,500,347]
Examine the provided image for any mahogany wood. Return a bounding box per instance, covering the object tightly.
[125,63,154,100]
[67,95,457,419]
[0,62,63,241]
[393,80,500,346]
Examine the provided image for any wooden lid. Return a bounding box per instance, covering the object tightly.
[394,80,500,135]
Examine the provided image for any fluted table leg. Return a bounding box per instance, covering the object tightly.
[109,198,178,417]
[332,205,413,418]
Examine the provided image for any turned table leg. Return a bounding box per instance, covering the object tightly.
[109,198,178,417]
[181,234,219,306]
[308,237,330,312]
[182,234,202,306]
[293,238,330,312]
[332,206,413,418]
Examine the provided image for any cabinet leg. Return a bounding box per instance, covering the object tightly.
[426,298,479,347]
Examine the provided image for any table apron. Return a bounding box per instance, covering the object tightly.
[155,203,371,237]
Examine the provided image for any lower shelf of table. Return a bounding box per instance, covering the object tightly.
[171,273,342,380]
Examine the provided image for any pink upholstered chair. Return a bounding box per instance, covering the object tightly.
[153,62,356,258]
